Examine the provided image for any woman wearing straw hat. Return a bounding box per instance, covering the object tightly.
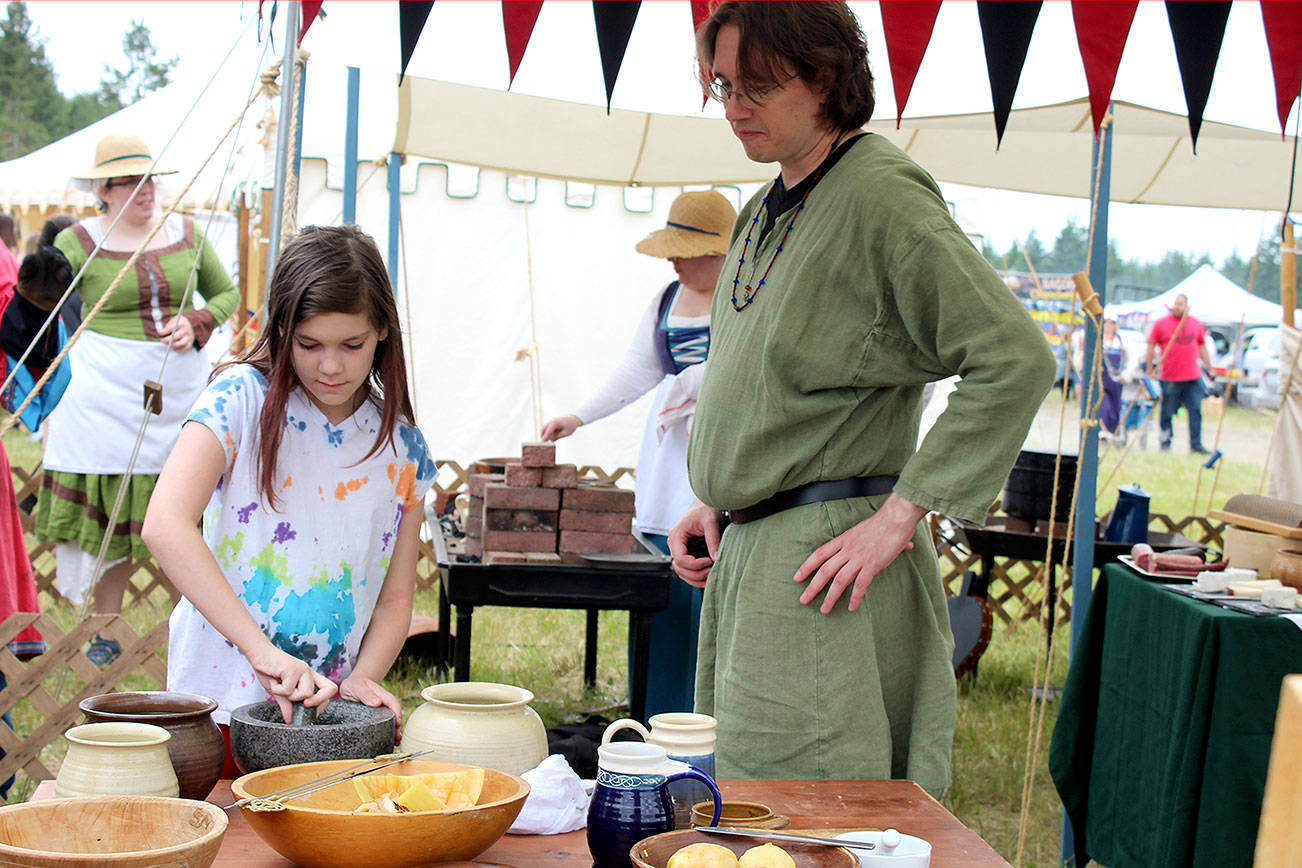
[542,189,737,718]
[36,133,238,663]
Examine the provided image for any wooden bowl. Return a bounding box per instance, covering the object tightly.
[1271,548,1302,592]
[0,796,227,867]
[231,759,528,868]
[631,829,857,868]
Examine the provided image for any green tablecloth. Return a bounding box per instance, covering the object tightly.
[1050,564,1302,867]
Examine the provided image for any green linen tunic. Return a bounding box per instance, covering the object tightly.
[687,134,1055,797]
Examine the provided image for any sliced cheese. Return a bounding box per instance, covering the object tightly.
[1229,579,1284,599]
[1194,572,1232,593]
[1261,586,1299,610]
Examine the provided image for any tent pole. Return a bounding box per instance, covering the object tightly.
[343,66,360,224]
[266,0,301,286]
[1060,105,1113,868]
[387,152,401,291]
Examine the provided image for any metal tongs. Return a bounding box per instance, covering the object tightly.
[696,826,876,851]
[221,749,437,810]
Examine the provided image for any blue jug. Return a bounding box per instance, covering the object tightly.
[1104,483,1150,544]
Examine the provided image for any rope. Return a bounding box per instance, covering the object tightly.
[278,48,310,242]
[519,198,544,437]
[1014,109,1111,868]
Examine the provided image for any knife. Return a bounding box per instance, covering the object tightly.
[695,826,875,851]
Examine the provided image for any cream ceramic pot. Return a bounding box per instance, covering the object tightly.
[54,722,179,798]
[399,681,547,776]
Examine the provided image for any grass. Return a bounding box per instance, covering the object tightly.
[3,392,1282,866]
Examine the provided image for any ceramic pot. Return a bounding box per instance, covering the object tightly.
[55,722,179,798]
[587,742,722,868]
[79,690,225,800]
[1271,548,1302,592]
[400,682,547,776]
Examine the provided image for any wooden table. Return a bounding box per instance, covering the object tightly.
[36,778,1009,866]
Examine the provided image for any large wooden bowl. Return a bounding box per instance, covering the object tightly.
[231,759,528,868]
[631,829,857,868]
[0,796,227,867]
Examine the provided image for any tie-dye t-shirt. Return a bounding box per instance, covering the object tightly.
[166,363,436,723]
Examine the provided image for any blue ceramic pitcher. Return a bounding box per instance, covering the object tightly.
[587,741,722,868]
[1104,483,1150,544]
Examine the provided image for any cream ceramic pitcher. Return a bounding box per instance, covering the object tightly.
[602,712,717,827]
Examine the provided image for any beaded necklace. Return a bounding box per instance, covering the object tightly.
[729,163,831,312]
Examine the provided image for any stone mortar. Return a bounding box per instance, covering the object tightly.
[229,700,396,774]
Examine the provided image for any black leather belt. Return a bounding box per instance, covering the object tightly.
[726,475,899,525]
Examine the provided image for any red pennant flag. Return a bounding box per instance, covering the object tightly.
[593,1,641,113]
[1261,1,1302,134]
[503,1,544,87]
[879,1,941,127]
[1070,0,1136,137]
[977,1,1042,148]
[691,0,712,108]
[299,0,324,42]
[1165,0,1230,153]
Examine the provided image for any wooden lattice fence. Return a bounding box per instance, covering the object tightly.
[934,510,1227,631]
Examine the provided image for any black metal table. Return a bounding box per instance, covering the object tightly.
[428,518,673,723]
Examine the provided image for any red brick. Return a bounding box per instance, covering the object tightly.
[558,530,639,554]
[482,529,557,553]
[521,442,557,468]
[468,473,504,499]
[541,464,579,489]
[559,509,633,534]
[562,485,635,512]
[433,489,461,515]
[465,513,483,537]
[486,509,557,532]
[485,551,528,565]
[484,483,560,511]
[505,464,544,487]
[464,536,483,558]
[524,552,563,564]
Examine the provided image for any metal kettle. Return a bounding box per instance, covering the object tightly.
[1103,483,1150,544]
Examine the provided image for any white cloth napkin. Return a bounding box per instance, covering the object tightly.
[656,363,706,443]
[506,754,593,835]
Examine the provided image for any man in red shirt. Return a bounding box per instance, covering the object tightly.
[1145,293,1213,453]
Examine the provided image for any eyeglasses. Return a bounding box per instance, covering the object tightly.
[104,175,154,189]
[706,73,799,106]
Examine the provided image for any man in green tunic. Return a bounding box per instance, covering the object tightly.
[669,2,1055,798]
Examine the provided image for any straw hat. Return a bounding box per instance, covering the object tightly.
[635,190,737,259]
[72,133,177,182]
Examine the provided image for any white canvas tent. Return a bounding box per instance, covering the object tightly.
[0,56,1298,473]
[1109,264,1291,331]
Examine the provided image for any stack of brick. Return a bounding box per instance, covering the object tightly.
[461,443,638,564]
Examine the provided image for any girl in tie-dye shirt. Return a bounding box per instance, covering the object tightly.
[143,226,435,747]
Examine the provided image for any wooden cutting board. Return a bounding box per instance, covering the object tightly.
[1207,510,1302,541]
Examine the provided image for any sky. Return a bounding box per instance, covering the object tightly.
[20,0,1300,267]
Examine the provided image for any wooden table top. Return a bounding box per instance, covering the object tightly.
[33,778,1009,866]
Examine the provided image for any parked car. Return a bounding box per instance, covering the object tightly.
[1235,326,1282,408]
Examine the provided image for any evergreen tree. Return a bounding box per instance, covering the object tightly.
[0,0,63,159]
[99,20,177,107]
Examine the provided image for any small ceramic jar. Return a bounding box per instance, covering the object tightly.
[79,691,225,800]
[400,682,547,776]
[55,722,179,798]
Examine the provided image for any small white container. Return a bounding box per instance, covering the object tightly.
[836,829,932,867]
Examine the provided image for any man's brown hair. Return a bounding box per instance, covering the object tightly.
[697,1,875,131]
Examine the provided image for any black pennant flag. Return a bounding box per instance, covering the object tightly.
[1165,0,1231,153]
[399,0,436,84]
[593,1,641,113]
[977,1,1042,148]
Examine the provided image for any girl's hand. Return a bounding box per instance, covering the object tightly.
[340,674,405,738]
[246,644,338,723]
[159,315,195,352]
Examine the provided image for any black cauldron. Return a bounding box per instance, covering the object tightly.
[1002,450,1078,523]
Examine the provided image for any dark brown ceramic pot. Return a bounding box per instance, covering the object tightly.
[79,691,225,800]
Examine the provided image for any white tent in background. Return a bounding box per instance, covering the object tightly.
[1109,264,1289,331]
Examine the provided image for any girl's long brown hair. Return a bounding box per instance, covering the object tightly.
[218,225,414,509]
